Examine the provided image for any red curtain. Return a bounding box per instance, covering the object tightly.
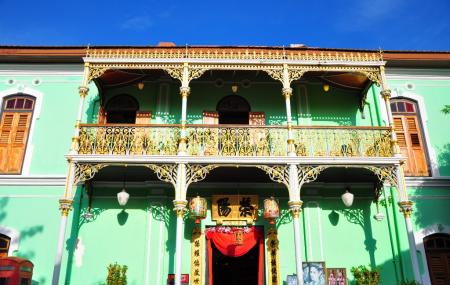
[206,227,264,285]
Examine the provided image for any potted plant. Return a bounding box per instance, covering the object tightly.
[350,265,380,285]
[102,263,128,285]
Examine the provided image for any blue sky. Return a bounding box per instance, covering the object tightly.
[0,0,449,50]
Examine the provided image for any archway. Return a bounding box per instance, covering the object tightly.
[216,95,251,124]
[424,233,450,284]
[105,94,139,124]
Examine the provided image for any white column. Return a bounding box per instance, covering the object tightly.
[379,66,401,157]
[398,200,421,282]
[173,163,188,285]
[288,163,304,285]
[179,63,190,155]
[52,162,75,285]
[282,64,296,156]
[288,200,304,285]
[396,164,421,282]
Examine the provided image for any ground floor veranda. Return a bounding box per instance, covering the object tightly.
[49,161,421,285]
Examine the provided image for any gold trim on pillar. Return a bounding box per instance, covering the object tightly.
[59,199,73,216]
[288,200,303,219]
[282,87,293,98]
[398,201,413,218]
[78,86,89,98]
[180,86,191,98]
[267,227,281,285]
[190,227,203,285]
[173,200,188,218]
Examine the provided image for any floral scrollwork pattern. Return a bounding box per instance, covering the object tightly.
[363,166,398,189]
[74,163,108,184]
[186,164,218,187]
[88,66,109,82]
[144,164,178,187]
[298,166,328,187]
[256,165,290,189]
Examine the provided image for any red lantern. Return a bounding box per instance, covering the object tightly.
[263,197,280,224]
[189,196,207,224]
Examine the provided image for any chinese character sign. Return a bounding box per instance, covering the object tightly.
[212,195,258,225]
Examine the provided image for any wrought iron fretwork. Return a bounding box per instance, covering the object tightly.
[73,163,108,184]
[298,165,328,187]
[256,165,290,189]
[144,164,178,187]
[186,164,218,187]
[363,166,398,189]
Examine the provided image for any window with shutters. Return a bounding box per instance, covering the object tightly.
[391,99,429,176]
[0,95,35,174]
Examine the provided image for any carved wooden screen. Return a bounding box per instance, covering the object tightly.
[249,112,265,126]
[391,99,429,176]
[203,111,219,125]
[0,96,34,174]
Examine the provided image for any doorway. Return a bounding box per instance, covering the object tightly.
[212,242,259,285]
[424,233,450,284]
[216,95,250,124]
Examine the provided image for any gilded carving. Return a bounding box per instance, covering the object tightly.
[298,166,327,187]
[267,228,281,285]
[288,200,303,219]
[88,66,108,82]
[59,198,73,216]
[190,227,203,285]
[398,200,413,218]
[145,164,178,187]
[74,163,107,184]
[257,165,290,189]
[186,165,218,187]
[86,47,382,62]
[363,166,398,189]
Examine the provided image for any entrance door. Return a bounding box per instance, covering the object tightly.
[424,234,450,284]
[212,242,259,285]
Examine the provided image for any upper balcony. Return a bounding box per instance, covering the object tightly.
[77,124,392,158]
[71,46,397,164]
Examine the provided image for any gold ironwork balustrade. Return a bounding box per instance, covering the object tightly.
[78,124,180,155]
[292,126,392,157]
[76,124,392,158]
[185,125,288,157]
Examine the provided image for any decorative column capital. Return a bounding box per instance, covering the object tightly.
[288,200,303,219]
[78,86,89,98]
[398,201,414,218]
[282,87,293,98]
[180,86,191,97]
[173,200,188,218]
[59,199,73,216]
[381,89,392,100]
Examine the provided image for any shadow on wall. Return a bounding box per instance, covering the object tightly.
[0,197,45,284]
[437,143,450,176]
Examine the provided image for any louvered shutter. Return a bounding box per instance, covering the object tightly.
[202,111,219,125]
[393,116,428,176]
[0,112,31,173]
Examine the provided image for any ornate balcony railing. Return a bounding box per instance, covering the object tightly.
[293,126,392,157]
[77,124,392,158]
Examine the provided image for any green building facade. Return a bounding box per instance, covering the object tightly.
[0,46,449,285]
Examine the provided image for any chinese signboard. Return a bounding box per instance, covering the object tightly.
[211,195,258,225]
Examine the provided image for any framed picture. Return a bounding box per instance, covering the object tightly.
[302,262,326,285]
[326,268,347,285]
